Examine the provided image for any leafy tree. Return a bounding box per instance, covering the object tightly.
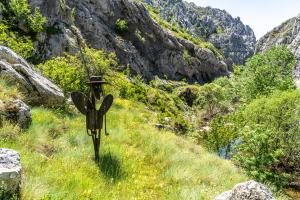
[196,83,228,117]
[205,113,240,157]
[240,46,296,101]
[233,90,300,187]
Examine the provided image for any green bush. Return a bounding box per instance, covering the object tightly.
[196,83,228,117]
[208,90,300,187]
[205,113,240,156]
[37,48,118,94]
[8,0,46,33]
[233,90,300,187]
[119,76,148,103]
[0,0,46,58]
[0,23,34,58]
[115,19,128,34]
[119,76,190,133]
[239,46,296,101]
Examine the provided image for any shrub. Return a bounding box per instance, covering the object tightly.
[119,76,189,133]
[205,90,300,187]
[8,0,46,33]
[239,46,296,101]
[28,7,47,32]
[37,48,118,94]
[0,23,34,58]
[233,90,300,187]
[196,83,228,117]
[115,19,128,34]
[175,85,200,107]
[205,113,240,157]
[119,76,148,103]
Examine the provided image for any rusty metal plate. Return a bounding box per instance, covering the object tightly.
[71,92,87,114]
[99,94,113,116]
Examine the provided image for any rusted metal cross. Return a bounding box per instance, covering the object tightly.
[71,76,113,162]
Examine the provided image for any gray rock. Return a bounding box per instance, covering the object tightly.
[214,180,276,200]
[144,0,256,65]
[0,148,22,196]
[1,100,32,129]
[256,14,300,87]
[0,46,65,107]
[29,0,229,83]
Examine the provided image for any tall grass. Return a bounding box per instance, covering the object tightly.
[0,99,289,199]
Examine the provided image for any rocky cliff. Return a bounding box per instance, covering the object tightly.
[144,0,256,65]
[28,0,229,83]
[256,14,300,86]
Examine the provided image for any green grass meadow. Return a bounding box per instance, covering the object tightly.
[0,99,252,200]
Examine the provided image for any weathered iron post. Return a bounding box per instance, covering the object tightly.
[71,76,113,162]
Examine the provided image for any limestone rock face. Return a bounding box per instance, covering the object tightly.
[0,148,22,196]
[256,14,300,86]
[144,0,256,65]
[29,0,229,83]
[0,46,65,106]
[214,181,276,200]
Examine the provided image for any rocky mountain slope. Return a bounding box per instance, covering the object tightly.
[28,0,229,84]
[144,0,256,65]
[256,14,300,85]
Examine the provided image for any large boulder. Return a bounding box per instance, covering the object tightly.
[0,148,22,198]
[0,46,65,107]
[215,180,276,200]
[29,0,229,83]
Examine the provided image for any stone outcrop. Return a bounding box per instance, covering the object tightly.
[0,100,32,129]
[144,0,256,65]
[256,14,300,86]
[0,148,22,197]
[29,0,229,83]
[214,181,275,200]
[0,46,65,106]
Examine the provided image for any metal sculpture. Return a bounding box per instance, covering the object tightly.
[71,36,113,162]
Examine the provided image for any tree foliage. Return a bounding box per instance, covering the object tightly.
[115,19,128,34]
[0,0,47,58]
[0,23,34,58]
[7,0,46,33]
[239,46,296,101]
[37,48,118,94]
[196,83,228,117]
[233,90,300,187]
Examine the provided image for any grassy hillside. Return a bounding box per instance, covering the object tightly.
[0,94,252,199]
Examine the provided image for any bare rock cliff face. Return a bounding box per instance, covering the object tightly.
[29,0,229,83]
[145,0,256,65]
